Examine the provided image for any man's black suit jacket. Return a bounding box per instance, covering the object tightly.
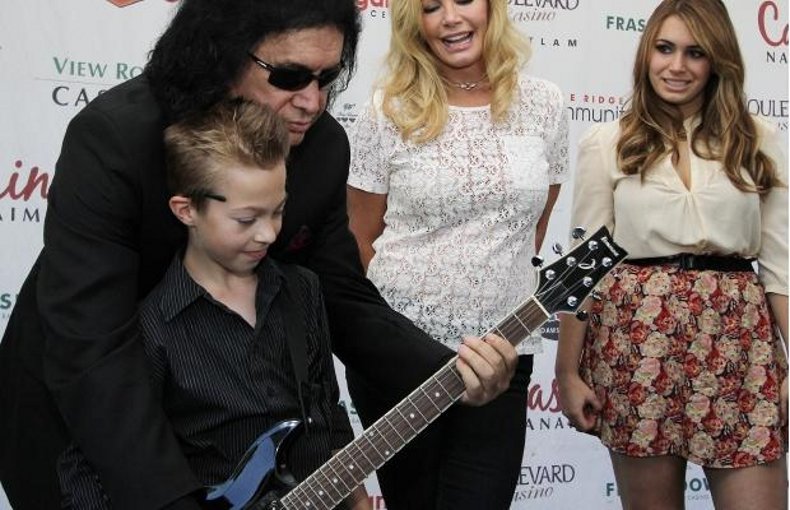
[0,75,452,509]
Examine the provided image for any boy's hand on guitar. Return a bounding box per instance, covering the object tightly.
[456,334,517,407]
[557,373,601,432]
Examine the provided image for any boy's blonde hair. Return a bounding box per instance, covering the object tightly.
[164,98,290,209]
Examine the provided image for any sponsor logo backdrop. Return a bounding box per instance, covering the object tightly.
[0,1,786,508]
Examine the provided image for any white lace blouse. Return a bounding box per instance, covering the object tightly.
[348,73,569,354]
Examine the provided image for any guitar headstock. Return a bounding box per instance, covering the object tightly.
[534,226,627,316]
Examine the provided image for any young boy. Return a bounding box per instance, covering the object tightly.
[57,99,369,510]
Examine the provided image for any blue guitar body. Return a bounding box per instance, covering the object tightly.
[202,420,301,509]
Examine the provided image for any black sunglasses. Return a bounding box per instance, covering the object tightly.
[247,52,343,91]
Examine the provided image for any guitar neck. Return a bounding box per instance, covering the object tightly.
[280,296,549,509]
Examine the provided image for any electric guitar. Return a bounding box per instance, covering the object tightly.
[202,226,627,510]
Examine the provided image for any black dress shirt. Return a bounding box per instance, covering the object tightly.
[144,256,352,482]
[58,256,352,507]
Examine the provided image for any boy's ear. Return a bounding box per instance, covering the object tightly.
[169,195,196,226]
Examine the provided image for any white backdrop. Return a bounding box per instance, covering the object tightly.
[0,1,787,509]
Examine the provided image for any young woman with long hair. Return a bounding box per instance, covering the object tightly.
[558,1,787,508]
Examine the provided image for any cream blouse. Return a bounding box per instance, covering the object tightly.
[570,116,788,295]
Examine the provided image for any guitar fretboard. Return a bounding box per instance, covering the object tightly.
[280,296,549,509]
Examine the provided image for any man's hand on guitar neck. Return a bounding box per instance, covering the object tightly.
[456,334,518,407]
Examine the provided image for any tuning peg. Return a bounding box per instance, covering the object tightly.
[531,255,544,268]
[576,310,589,321]
[571,227,587,240]
[552,242,564,256]
[591,290,603,301]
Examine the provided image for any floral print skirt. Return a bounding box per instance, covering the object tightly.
[580,263,787,468]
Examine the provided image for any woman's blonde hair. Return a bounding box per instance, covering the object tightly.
[617,0,779,193]
[381,0,530,143]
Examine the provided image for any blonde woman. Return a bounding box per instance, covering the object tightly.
[558,1,788,509]
[346,0,568,507]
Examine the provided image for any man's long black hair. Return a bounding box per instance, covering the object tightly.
[146,0,361,121]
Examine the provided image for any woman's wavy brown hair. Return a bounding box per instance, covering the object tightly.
[381,0,530,143]
[617,0,779,193]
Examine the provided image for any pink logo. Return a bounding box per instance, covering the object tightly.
[106,0,179,7]
[528,379,561,413]
[759,1,789,47]
[106,0,144,7]
[1,160,50,202]
[356,0,388,11]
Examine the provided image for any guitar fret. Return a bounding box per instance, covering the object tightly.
[303,479,328,510]
[495,314,530,346]
[314,467,344,503]
[493,326,508,342]
[369,423,396,460]
[350,441,376,473]
[511,312,531,334]
[377,420,404,458]
[516,300,547,330]
[436,365,459,388]
[362,429,387,464]
[504,317,525,337]
[394,406,419,433]
[335,449,363,486]
[425,377,460,413]
[411,397,438,424]
[286,485,312,509]
[325,461,353,492]
[431,372,454,400]
[382,414,407,445]
[419,386,443,412]
[406,395,430,423]
[438,366,464,395]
